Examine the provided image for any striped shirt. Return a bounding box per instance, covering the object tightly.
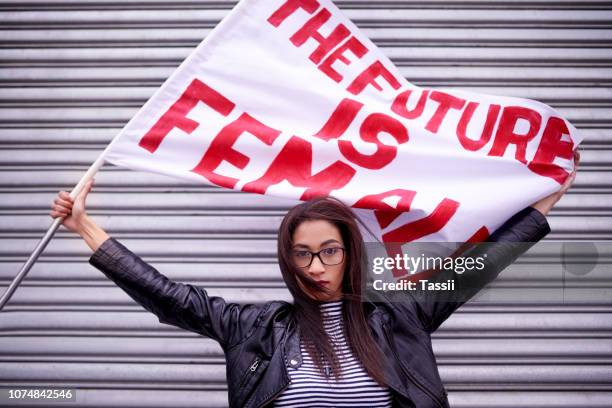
[273,300,392,407]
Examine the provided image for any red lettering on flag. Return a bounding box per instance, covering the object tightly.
[353,189,417,228]
[347,61,402,95]
[339,113,409,169]
[466,225,490,243]
[488,106,542,164]
[139,79,235,154]
[191,113,281,189]
[382,198,460,278]
[425,91,467,134]
[314,98,363,141]
[355,191,460,278]
[318,37,368,82]
[242,136,356,200]
[391,89,429,120]
[457,102,501,151]
[290,9,350,64]
[527,116,575,184]
[267,0,319,27]
[382,198,460,245]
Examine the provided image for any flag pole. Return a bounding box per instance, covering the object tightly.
[0,154,107,311]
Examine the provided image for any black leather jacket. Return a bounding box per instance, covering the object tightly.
[89,206,550,408]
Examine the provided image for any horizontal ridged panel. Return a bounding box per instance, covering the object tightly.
[3,336,611,362]
[1,308,610,328]
[2,65,611,83]
[1,26,611,43]
[2,362,611,386]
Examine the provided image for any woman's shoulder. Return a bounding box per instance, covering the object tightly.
[255,300,295,328]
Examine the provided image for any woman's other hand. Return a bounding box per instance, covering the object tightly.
[530,149,580,216]
[50,179,109,252]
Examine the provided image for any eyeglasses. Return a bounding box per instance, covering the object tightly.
[292,247,345,268]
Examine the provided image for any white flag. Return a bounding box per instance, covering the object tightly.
[102,0,581,246]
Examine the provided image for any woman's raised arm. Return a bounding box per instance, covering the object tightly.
[385,149,580,332]
[50,182,264,350]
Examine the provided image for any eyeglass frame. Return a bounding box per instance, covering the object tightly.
[291,247,346,268]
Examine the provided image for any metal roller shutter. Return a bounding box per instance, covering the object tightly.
[0,1,610,407]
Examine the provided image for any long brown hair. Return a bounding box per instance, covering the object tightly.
[277,196,387,386]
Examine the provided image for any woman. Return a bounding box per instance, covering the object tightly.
[50,151,579,408]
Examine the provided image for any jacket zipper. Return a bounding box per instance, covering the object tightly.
[383,324,445,408]
[233,355,263,407]
[239,355,261,389]
[249,357,261,372]
[252,322,293,408]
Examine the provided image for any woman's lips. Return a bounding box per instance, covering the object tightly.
[316,280,330,285]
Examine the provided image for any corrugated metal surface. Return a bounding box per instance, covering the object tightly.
[0,1,610,407]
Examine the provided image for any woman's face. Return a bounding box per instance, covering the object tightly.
[291,219,346,301]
